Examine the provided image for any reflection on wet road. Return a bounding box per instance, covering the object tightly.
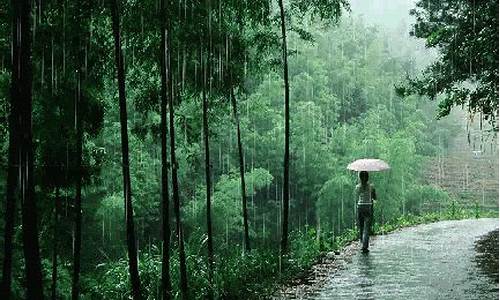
[303,219,498,299]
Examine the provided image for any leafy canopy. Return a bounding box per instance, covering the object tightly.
[397,0,499,129]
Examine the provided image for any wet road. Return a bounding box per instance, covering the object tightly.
[281,219,499,300]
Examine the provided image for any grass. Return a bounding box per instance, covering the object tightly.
[81,206,497,299]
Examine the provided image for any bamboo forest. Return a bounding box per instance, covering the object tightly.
[0,0,498,299]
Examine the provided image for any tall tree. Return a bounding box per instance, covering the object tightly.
[170,76,189,300]
[230,82,250,252]
[11,0,45,298]
[0,93,17,300]
[159,0,172,298]
[275,0,347,254]
[278,0,291,254]
[72,70,83,300]
[73,20,83,298]
[202,50,215,300]
[164,15,189,298]
[203,0,215,298]
[398,0,499,129]
[51,188,61,300]
[1,1,20,294]
[109,1,143,299]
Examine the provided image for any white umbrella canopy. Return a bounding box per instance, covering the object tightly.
[347,158,390,172]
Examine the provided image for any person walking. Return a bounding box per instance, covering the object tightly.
[355,171,376,253]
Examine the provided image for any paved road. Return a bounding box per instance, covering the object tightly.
[280,219,499,300]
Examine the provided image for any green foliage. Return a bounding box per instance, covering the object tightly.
[41,259,72,299]
[185,168,273,240]
[404,184,451,215]
[214,249,280,299]
[0,0,492,299]
[289,227,322,269]
[397,0,499,129]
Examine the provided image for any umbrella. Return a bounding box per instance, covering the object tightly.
[347,158,390,172]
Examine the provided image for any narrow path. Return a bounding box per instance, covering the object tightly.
[276,218,499,299]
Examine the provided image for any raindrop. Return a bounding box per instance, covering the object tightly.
[51,36,54,92]
[41,49,45,87]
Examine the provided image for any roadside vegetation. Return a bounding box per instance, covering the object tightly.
[0,0,497,299]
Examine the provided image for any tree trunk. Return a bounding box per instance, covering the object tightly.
[72,71,83,300]
[109,1,143,299]
[72,2,91,297]
[159,0,172,298]
[278,0,291,254]
[14,0,44,298]
[230,86,250,252]
[52,188,61,300]
[202,53,214,300]
[1,17,20,296]
[168,37,189,300]
[1,120,16,300]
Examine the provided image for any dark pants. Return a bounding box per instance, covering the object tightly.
[357,204,373,241]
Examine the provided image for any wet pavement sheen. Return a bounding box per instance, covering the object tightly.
[310,219,499,300]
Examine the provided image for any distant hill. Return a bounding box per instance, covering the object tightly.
[425,110,499,211]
